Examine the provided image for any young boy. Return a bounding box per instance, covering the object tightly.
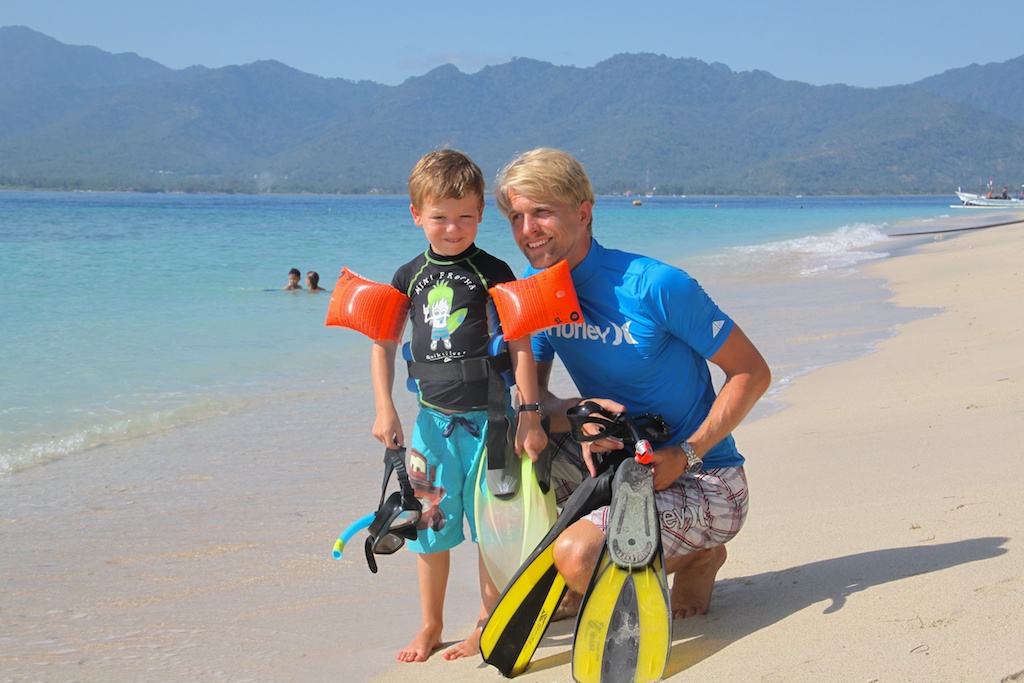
[283,267,303,290]
[370,149,548,663]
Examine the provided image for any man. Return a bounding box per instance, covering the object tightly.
[494,148,771,618]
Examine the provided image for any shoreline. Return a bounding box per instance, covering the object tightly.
[696,221,1024,682]
[1,220,1021,682]
[0,191,985,478]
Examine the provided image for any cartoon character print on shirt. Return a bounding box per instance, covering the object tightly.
[408,448,446,532]
[423,280,467,351]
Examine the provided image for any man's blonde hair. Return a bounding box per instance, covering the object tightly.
[494,148,595,231]
[408,149,485,210]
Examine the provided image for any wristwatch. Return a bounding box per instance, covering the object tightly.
[679,441,703,474]
[517,402,543,415]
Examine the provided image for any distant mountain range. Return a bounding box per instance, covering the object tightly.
[2,25,1023,195]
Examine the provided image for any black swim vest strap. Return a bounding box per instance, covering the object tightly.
[406,354,512,469]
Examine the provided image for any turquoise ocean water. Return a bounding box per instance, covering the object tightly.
[0,191,961,476]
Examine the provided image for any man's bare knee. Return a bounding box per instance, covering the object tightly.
[552,519,605,593]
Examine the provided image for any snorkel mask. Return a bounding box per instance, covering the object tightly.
[364,446,422,573]
[566,402,670,464]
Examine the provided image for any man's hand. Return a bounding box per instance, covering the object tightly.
[575,397,627,476]
[649,443,690,490]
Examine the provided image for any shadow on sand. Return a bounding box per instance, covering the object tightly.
[663,536,1009,675]
[507,536,1008,677]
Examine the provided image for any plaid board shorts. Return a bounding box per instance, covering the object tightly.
[547,432,749,559]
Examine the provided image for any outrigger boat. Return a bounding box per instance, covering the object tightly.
[954,186,1024,209]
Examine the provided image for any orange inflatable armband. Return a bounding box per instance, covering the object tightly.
[325,267,410,342]
[489,260,584,340]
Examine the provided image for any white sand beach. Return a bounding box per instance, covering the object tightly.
[2,220,1022,683]
[369,221,1024,682]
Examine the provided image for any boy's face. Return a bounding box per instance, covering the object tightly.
[410,194,482,257]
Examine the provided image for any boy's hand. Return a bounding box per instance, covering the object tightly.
[372,409,404,450]
[515,411,548,462]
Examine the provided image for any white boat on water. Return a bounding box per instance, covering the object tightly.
[954,187,1024,208]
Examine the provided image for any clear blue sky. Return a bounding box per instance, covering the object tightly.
[4,0,1022,87]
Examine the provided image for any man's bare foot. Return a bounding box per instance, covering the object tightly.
[397,624,443,662]
[552,590,582,622]
[670,544,727,619]
[442,626,481,660]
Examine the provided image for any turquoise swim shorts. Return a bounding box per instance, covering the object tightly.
[405,407,488,554]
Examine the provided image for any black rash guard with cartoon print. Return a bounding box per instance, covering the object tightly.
[392,244,516,412]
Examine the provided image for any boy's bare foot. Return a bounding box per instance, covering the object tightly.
[397,624,443,662]
[442,625,482,660]
[670,544,727,619]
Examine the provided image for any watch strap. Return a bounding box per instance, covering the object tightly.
[679,440,703,473]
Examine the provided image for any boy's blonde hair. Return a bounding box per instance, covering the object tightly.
[494,148,595,231]
[408,149,486,210]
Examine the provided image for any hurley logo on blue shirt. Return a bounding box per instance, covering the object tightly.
[546,320,639,346]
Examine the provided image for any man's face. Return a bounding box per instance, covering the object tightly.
[506,191,593,270]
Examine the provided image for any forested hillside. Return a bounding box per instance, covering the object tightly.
[3,26,1023,194]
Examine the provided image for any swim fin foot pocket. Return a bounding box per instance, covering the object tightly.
[488,415,557,499]
[606,459,659,568]
[486,419,522,499]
